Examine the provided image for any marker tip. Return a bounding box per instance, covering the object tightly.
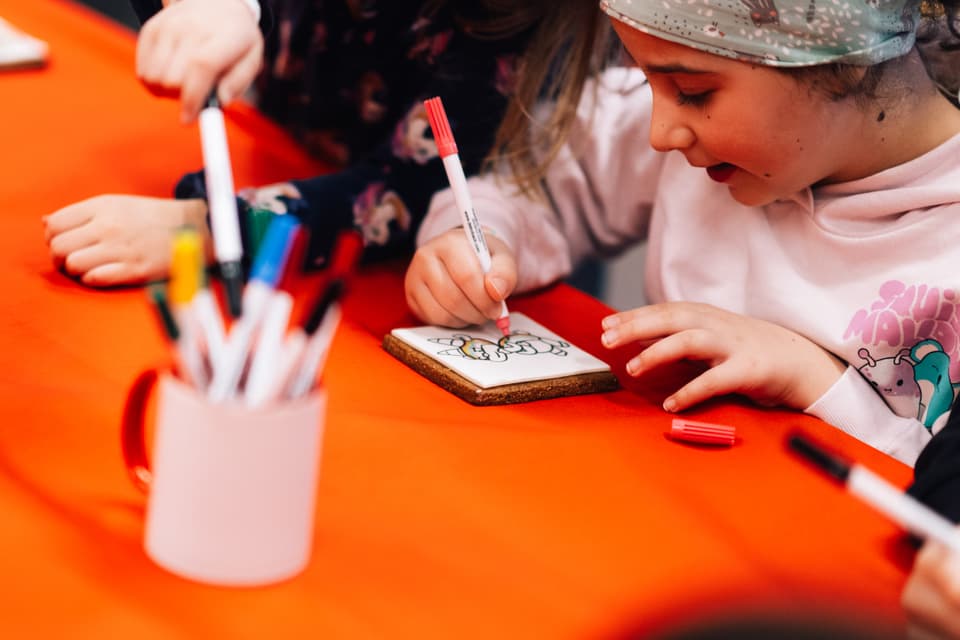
[495,315,511,337]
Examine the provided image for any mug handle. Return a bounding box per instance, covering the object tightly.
[120,368,160,493]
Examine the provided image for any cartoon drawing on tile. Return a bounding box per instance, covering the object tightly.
[390,313,611,389]
[429,332,571,362]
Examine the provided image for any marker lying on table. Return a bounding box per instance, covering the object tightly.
[423,96,510,336]
[788,432,960,554]
[199,93,244,318]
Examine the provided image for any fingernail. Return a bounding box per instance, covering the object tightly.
[489,277,507,299]
[602,315,621,330]
[601,329,618,347]
[663,398,677,412]
[625,358,640,375]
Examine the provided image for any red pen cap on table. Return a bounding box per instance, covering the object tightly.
[423,97,458,159]
[670,418,736,446]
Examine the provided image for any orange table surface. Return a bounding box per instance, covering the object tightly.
[0,2,916,637]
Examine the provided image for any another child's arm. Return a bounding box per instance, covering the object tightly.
[132,0,266,123]
[902,533,960,639]
[43,195,210,286]
[903,408,960,638]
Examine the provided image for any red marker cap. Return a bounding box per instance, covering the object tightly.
[423,96,458,158]
[329,229,364,278]
[670,418,736,446]
[278,225,310,291]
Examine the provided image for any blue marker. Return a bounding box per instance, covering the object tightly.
[208,214,301,402]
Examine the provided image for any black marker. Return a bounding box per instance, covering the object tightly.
[788,432,960,553]
[199,93,244,318]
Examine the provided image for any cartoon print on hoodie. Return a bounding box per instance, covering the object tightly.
[847,280,960,434]
[911,339,960,431]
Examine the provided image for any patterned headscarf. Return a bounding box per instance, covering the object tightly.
[600,0,919,67]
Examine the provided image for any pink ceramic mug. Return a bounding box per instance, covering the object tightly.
[121,369,325,586]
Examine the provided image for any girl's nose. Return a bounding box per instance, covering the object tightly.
[648,102,696,152]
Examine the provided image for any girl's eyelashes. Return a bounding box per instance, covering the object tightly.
[676,90,712,107]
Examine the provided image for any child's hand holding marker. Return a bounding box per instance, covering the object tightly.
[136,0,263,123]
[413,97,511,335]
[405,226,517,330]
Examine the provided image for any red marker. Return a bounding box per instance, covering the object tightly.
[424,96,511,336]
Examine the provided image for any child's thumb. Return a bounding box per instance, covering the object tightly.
[485,275,511,302]
[483,249,517,303]
[483,262,517,302]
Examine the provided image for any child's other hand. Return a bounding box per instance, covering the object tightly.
[902,535,960,640]
[601,302,847,412]
[43,195,210,287]
[405,228,517,327]
[137,0,264,123]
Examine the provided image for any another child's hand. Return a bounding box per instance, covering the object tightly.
[902,535,960,639]
[43,195,210,287]
[405,228,517,327]
[137,0,264,123]
[601,302,847,412]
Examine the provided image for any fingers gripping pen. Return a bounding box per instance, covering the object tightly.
[423,96,511,336]
[199,93,244,318]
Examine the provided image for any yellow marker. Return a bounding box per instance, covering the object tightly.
[166,227,209,389]
[171,226,228,376]
[169,227,203,306]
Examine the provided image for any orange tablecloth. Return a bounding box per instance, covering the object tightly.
[0,2,916,637]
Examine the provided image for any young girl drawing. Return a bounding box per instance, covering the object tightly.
[42,0,614,285]
[405,0,960,466]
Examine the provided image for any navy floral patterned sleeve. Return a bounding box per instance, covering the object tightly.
[176,0,531,269]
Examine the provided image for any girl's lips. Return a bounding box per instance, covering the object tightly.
[706,163,736,183]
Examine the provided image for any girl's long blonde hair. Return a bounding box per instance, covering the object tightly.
[427,0,620,198]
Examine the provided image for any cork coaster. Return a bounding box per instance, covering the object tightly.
[383,333,619,406]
